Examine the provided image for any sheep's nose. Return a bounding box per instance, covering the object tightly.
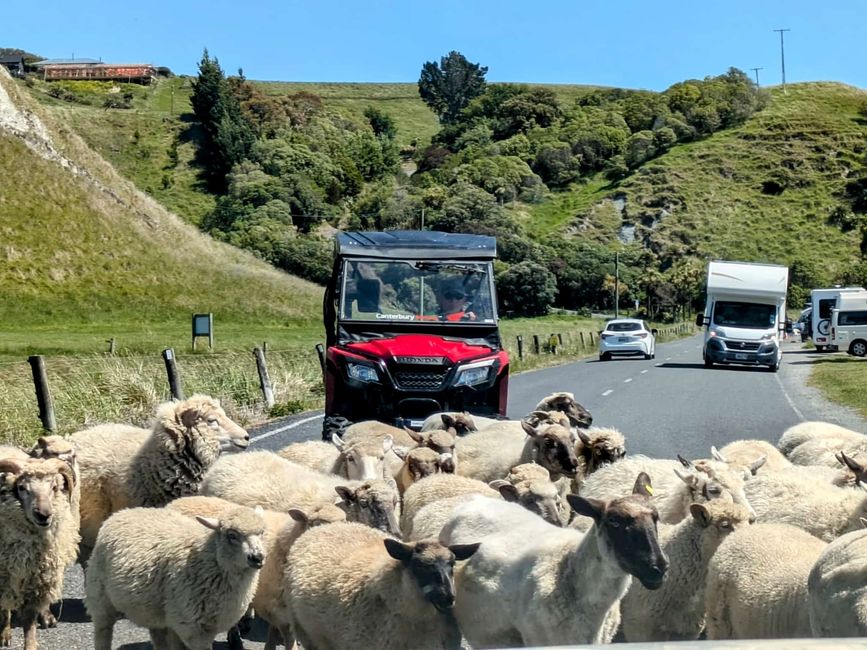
[33,511,51,527]
[247,552,264,568]
[748,514,757,524]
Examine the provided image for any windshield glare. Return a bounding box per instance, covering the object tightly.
[340,260,496,323]
[607,321,642,332]
[713,301,776,329]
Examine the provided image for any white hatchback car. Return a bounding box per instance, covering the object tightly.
[598,318,657,361]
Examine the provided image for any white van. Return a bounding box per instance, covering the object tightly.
[831,296,867,357]
[809,287,867,351]
[696,260,789,372]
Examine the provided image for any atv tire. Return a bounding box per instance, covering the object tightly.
[322,415,352,441]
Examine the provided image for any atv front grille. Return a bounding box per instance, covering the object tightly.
[394,370,447,390]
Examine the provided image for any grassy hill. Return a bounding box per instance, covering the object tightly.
[520,82,867,277]
[0,71,322,357]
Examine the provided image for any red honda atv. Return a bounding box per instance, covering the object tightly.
[319,231,509,440]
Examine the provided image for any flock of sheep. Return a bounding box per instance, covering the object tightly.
[3,391,867,649]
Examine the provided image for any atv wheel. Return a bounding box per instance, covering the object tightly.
[322,415,352,441]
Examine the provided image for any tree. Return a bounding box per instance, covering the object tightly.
[496,261,557,316]
[418,51,488,124]
[364,106,397,140]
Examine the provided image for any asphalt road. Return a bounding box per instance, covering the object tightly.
[22,333,867,649]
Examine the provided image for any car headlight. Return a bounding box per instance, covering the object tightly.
[347,362,379,383]
[454,359,495,387]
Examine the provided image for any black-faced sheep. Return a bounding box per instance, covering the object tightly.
[0,458,79,650]
[71,394,249,563]
[285,521,480,650]
[85,505,266,650]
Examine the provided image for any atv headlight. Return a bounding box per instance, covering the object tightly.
[454,359,495,387]
[347,362,379,383]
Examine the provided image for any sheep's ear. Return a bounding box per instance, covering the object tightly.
[690,503,712,527]
[404,427,424,443]
[441,413,456,429]
[334,486,356,503]
[566,494,605,522]
[381,435,394,454]
[495,483,520,503]
[449,542,481,561]
[576,428,592,446]
[674,467,698,487]
[839,451,864,474]
[711,446,727,463]
[288,508,309,524]
[0,459,23,475]
[332,433,345,451]
[384,538,414,564]
[749,455,768,475]
[195,516,220,531]
[521,420,540,437]
[178,402,202,431]
[632,472,654,498]
[677,454,694,469]
[392,446,410,460]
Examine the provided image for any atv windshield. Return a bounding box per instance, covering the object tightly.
[339,260,496,324]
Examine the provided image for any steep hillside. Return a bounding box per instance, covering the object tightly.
[528,82,867,276]
[0,69,321,344]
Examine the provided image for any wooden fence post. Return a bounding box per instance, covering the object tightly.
[533,335,540,355]
[580,332,586,348]
[263,341,269,356]
[28,355,56,432]
[161,348,185,400]
[516,335,524,360]
[253,347,275,410]
[107,338,116,355]
[557,333,563,346]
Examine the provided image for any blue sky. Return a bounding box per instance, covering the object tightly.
[5,0,866,90]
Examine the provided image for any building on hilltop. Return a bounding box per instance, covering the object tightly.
[0,55,25,77]
[32,58,157,84]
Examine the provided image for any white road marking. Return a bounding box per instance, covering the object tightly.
[641,370,649,374]
[665,357,672,360]
[602,389,614,397]
[775,373,806,420]
[655,363,663,367]
[251,414,324,442]
[624,378,633,383]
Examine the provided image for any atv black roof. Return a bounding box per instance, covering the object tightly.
[335,231,497,260]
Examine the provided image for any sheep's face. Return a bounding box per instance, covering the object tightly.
[690,501,752,557]
[0,460,73,530]
[495,480,564,527]
[522,421,579,478]
[441,413,476,437]
[199,507,266,571]
[168,394,250,457]
[335,435,391,481]
[335,479,401,537]
[288,503,347,528]
[568,473,669,590]
[384,539,480,611]
[576,429,627,476]
[537,392,594,429]
[678,460,756,523]
[398,447,449,484]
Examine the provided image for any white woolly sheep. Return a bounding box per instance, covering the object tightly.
[0,445,29,461]
[71,394,249,563]
[778,420,864,457]
[400,473,501,537]
[571,426,627,492]
[393,446,453,494]
[285,521,479,650]
[419,412,481,435]
[808,528,867,637]
[621,500,753,641]
[456,418,579,484]
[342,420,459,477]
[714,439,791,475]
[0,458,79,650]
[167,495,346,650]
[506,462,551,484]
[439,473,668,647]
[85,504,266,650]
[276,433,393,480]
[200,450,401,536]
[578,454,755,525]
[704,522,826,639]
[787,432,867,469]
[743,461,867,541]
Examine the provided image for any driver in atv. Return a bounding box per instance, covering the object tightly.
[437,280,477,321]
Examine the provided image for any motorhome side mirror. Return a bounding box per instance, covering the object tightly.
[695,314,706,327]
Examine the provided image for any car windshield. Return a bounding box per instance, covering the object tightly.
[607,321,642,332]
[339,259,496,323]
[713,301,777,329]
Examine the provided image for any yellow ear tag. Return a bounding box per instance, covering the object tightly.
[645,485,654,496]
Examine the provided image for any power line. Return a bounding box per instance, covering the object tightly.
[773,28,791,94]
[750,67,763,87]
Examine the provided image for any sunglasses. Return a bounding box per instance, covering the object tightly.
[444,292,466,300]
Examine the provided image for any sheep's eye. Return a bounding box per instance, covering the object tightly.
[707,486,722,496]
[720,521,731,529]
[346,456,355,463]
[545,440,555,448]
[207,418,218,427]
[608,519,621,529]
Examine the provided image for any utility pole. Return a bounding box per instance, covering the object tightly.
[773,28,790,93]
[614,252,620,318]
[420,207,425,230]
[750,67,763,87]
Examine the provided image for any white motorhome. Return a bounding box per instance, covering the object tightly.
[696,260,789,372]
[831,294,867,357]
[809,287,867,351]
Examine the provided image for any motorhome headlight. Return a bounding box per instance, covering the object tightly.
[454,358,495,387]
[760,333,775,340]
[347,362,379,383]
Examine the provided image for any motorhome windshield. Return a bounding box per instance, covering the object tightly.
[339,260,496,323]
[713,301,777,329]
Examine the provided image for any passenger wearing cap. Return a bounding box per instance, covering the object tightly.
[437,280,476,321]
